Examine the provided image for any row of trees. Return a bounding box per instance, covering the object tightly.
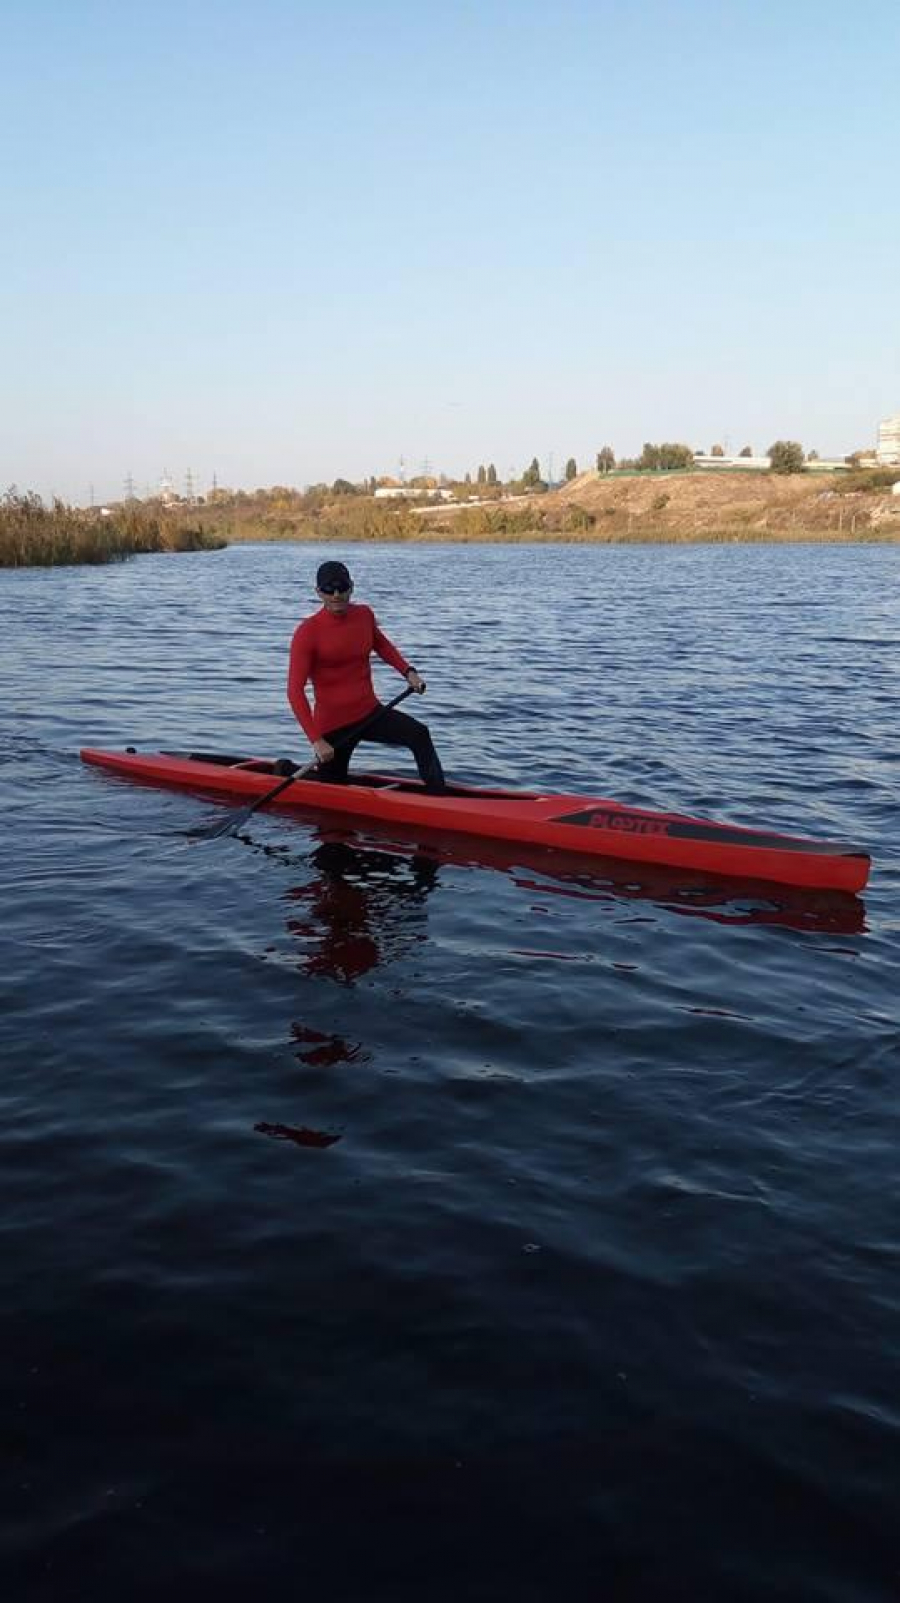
[594,441,812,475]
[344,442,813,497]
[619,443,696,472]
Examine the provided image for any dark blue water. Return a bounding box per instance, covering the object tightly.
[2,542,898,1602]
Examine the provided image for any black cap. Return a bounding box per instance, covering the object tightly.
[316,559,352,593]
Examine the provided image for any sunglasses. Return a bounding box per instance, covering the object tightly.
[319,582,352,597]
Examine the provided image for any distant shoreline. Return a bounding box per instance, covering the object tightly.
[3,471,899,567]
[225,528,898,546]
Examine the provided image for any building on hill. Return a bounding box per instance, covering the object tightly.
[693,452,847,473]
[693,453,770,471]
[374,485,453,501]
[876,414,900,465]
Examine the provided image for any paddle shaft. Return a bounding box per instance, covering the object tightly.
[234,683,417,824]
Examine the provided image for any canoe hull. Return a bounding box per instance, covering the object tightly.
[79,748,871,894]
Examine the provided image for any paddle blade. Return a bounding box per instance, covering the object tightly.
[185,766,304,840]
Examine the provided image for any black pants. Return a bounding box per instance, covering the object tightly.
[317,706,446,793]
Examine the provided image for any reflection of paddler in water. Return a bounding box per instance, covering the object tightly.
[250,821,864,953]
[284,835,441,983]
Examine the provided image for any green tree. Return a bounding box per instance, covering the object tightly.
[768,440,805,474]
[596,446,615,474]
[739,446,753,458]
[565,457,577,480]
[711,443,725,457]
[522,457,547,492]
[487,463,498,485]
[639,442,693,471]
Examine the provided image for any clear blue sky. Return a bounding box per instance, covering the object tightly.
[3,0,898,502]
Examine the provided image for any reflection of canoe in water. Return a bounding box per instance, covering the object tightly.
[80,747,871,895]
[401,832,867,937]
[281,826,866,939]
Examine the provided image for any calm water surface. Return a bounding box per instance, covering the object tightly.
[1,542,898,1602]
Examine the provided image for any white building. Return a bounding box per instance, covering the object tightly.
[693,454,770,471]
[876,414,900,465]
[693,452,847,473]
[374,485,453,501]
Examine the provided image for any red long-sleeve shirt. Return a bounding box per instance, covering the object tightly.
[287,603,410,741]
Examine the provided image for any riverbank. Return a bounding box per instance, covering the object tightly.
[0,493,225,568]
[194,469,900,546]
[7,469,900,565]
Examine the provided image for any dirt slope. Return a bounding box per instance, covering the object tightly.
[417,470,900,540]
[539,470,899,538]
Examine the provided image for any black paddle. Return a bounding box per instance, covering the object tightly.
[190,684,417,841]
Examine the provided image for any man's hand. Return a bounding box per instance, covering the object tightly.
[406,669,426,694]
[313,737,335,763]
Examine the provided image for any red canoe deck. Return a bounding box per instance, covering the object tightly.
[80,748,871,894]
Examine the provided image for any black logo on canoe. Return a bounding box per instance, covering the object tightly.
[554,806,670,837]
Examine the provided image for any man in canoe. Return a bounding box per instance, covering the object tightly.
[287,559,447,793]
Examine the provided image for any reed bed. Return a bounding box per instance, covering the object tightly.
[0,492,225,568]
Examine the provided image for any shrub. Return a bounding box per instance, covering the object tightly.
[832,468,900,494]
[768,441,805,474]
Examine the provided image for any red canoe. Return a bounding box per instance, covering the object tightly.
[80,746,871,894]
